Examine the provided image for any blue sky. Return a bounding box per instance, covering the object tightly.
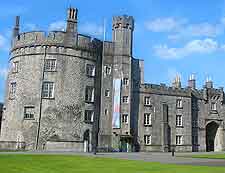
[1,0,225,101]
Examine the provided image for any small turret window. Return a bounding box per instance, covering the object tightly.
[24,106,35,120]
[84,110,94,123]
[44,59,57,72]
[42,82,55,99]
[85,86,94,103]
[9,82,16,99]
[86,64,95,77]
[12,61,19,73]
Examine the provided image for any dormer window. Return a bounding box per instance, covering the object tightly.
[176,99,182,108]
[144,97,151,106]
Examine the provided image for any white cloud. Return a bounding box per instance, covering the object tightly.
[24,23,39,31]
[145,17,186,32]
[154,38,219,59]
[0,66,8,79]
[145,17,225,39]
[49,21,66,31]
[79,22,104,37]
[0,34,9,51]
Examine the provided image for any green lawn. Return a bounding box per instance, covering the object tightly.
[0,154,224,173]
[189,154,225,160]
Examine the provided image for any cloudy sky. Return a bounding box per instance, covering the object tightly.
[1,0,225,101]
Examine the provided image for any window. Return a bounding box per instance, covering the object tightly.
[104,109,108,115]
[84,110,94,123]
[144,97,151,106]
[176,135,183,145]
[123,78,129,86]
[85,86,94,103]
[144,113,152,126]
[42,82,54,98]
[9,82,16,98]
[144,135,151,145]
[24,106,35,119]
[12,61,19,73]
[105,66,111,75]
[86,64,95,77]
[192,136,198,145]
[105,89,110,97]
[211,102,217,111]
[122,96,129,103]
[176,99,182,108]
[44,59,56,71]
[122,114,128,124]
[176,115,183,127]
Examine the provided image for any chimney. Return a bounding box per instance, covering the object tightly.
[188,74,196,89]
[205,77,213,89]
[13,16,20,38]
[172,75,181,88]
[66,7,78,33]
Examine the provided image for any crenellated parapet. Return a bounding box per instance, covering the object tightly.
[113,15,134,30]
[11,31,102,54]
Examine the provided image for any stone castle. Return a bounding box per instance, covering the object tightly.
[0,7,225,152]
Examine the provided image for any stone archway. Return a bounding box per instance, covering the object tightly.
[206,121,220,152]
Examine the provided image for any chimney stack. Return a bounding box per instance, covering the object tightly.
[172,75,181,88]
[188,74,196,89]
[205,77,213,89]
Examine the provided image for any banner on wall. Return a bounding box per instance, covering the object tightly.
[112,78,121,129]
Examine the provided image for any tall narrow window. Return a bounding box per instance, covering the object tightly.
[85,86,94,103]
[105,89,110,97]
[12,61,19,73]
[24,106,35,119]
[144,113,152,126]
[44,59,57,71]
[105,66,111,75]
[176,99,182,108]
[123,78,129,86]
[9,82,16,99]
[42,82,55,98]
[86,64,95,77]
[176,135,183,145]
[144,135,151,145]
[211,102,217,111]
[84,110,94,123]
[176,115,183,127]
[122,114,128,124]
[144,97,151,106]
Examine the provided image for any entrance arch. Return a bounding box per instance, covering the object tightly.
[206,121,219,152]
[83,130,90,152]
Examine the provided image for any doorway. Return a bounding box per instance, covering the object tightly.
[206,121,219,152]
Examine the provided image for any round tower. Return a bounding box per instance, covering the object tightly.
[0,8,102,151]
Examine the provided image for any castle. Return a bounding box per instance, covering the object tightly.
[0,7,225,152]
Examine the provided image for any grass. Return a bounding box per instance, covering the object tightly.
[0,154,225,173]
[187,154,225,160]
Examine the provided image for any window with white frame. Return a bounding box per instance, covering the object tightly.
[144,113,152,126]
[86,64,95,77]
[122,114,128,124]
[176,99,183,108]
[122,96,129,103]
[211,102,217,111]
[176,135,183,145]
[105,89,110,97]
[42,82,55,98]
[9,82,16,98]
[123,78,129,86]
[144,135,151,145]
[44,59,57,71]
[105,66,111,75]
[85,86,94,103]
[24,106,35,119]
[176,115,183,127]
[12,61,19,73]
[84,110,94,123]
[144,97,151,106]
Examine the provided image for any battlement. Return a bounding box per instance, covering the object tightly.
[141,83,191,97]
[113,15,134,30]
[11,31,102,53]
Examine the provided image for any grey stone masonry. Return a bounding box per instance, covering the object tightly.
[1,6,225,152]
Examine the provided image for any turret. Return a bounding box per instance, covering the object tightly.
[188,74,196,89]
[112,15,134,56]
[13,16,20,38]
[172,75,181,88]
